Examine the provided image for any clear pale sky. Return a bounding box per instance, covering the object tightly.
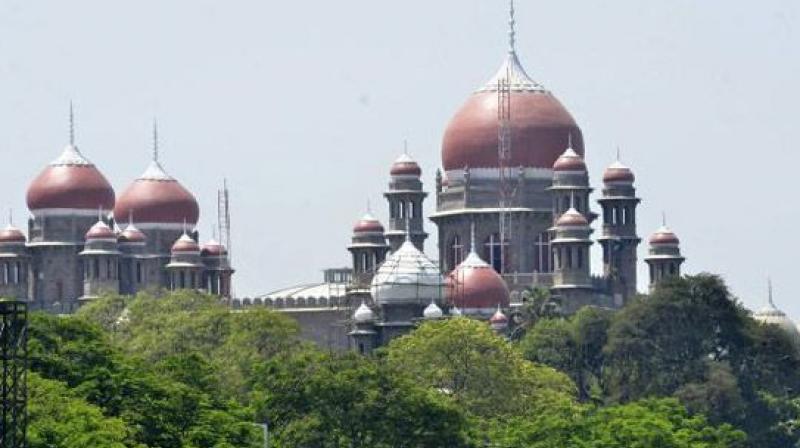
[1,1,797,318]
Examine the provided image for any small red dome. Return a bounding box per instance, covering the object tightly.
[353,212,384,234]
[26,145,115,212]
[556,208,588,227]
[490,309,509,325]
[447,252,510,310]
[0,225,26,244]
[201,239,228,256]
[553,147,586,172]
[118,224,146,243]
[390,153,422,176]
[171,233,200,253]
[442,54,583,171]
[85,220,115,241]
[603,161,635,184]
[649,226,680,245]
[114,160,199,225]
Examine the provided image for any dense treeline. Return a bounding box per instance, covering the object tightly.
[21,274,800,447]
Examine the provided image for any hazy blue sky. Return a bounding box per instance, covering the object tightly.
[1,1,797,317]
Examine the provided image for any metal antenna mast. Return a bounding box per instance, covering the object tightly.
[498,69,513,275]
[217,179,232,260]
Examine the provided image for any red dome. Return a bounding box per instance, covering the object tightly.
[556,208,588,227]
[26,145,115,211]
[353,212,384,234]
[603,161,635,184]
[171,233,200,253]
[114,160,199,225]
[118,224,146,243]
[201,239,228,256]
[441,54,583,171]
[390,153,422,176]
[490,309,509,324]
[649,226,680,245]
[553,148,586,172]
[0,225,26,244]
[447,252,510,310]
[85,220,115,240]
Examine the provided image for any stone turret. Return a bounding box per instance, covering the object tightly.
[79,219,121,302]
[384,151,428,252]
[644,223,685,290]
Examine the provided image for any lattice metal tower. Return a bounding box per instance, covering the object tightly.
[0,301,27,448]
[497,71,512,274]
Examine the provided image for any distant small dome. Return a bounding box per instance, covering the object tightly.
[553,147,586,172]
[489,308,509,331]
[390,153,422,176]
[118,223,146,244]
[450,306,462,316]
[201,238,228,256]
[0,225,26,244]
[353,302,376,322]
[555,208,588,227]
[85,220,115,241]
[649,226,680,246]
[754,303,800,347]
[371,240,444,305]
[353,212,385,234]
[26,144,115,212]
[171,233,200,253]
[603,160,635,184]
[423,301,444,319]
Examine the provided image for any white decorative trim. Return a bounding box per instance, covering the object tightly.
[51,145,92,166]
[429,207,535,219]
[31,208,107,217]
[476,52,548,93]
[135,222,195,230]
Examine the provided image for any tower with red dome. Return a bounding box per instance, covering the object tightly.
[384,147,428,252]
[0,221,29,301]
[644,222,685,290]
[347,211,390,291]
[430,2,583,289]
[25,110,116,311]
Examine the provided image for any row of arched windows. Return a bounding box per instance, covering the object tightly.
[83,258,118,281]
[603,204,634,226]
[447,231,554,274]
[553,246,586,270]
[390,200,420,220]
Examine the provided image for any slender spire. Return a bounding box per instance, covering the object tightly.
[662,211,667,227]
[567,131,572,150]
[97,206,103,222]
[128,209,134,227]
[616,146,621,161]
[7,209,12,226]
[366,198,372,214]
[403,138,408,155]
[470,220,476,253]
[768,277,775,308]
[508,0,516,53]
[69,101,75,146]
[152,118,159,162]
[405,204,411,242]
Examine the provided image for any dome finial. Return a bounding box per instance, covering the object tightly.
[69,101,75,146]
[403,138,408,155]
[768,277,775,308]
[508,0,516,54]
[662,211,667,227]
[128,209,134,227]
[616,145,621,161]
[366,198,372,214]
[470,219,477,254]
[567,131,572,150]
[405,204,411,242]
[152,118,159,162]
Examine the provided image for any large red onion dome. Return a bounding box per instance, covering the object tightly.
[353,212,384,234]
[390,153,422,177]
[442,51,583,171]
[602,160,635,184]
[114,157,199,226]
[0,225,26,244]
[201,238,228,256]
[171,233,200,253]
[447,247,510,312]
[553,147,586,172]
[26,144,115,212]
[85,219,116,241]
[649,226,680,246]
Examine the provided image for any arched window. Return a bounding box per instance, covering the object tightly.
[94,259,100,279]
[575,196,582,213]
[566,246,573,268]
[399,201,406,219]
[577,247,584,269]
[624,206,632,224]
[484,233,504,273]
[533,232,551,273]
[562,196,570,212]
[409,201,416,219]
[15,262,21,284]
[449,235,463,270]
[612,207,618,225]
[136,263,143,283]
[361,252,369,273]
[179,271,186,289]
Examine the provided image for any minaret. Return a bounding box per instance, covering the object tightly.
[348,302,378,355]
[384,144,428,252]
[0,214,30,301]
[347,210,390,290]
[550,134,593,220]
[165,230,205,291]
[551,207,593,291]
[644,217,685,290]
[597,156,641,305]
[79,214,121,302]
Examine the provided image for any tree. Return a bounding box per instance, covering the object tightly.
[386,318,576,419]
[27,373,130,448]
[252,351,474,448]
